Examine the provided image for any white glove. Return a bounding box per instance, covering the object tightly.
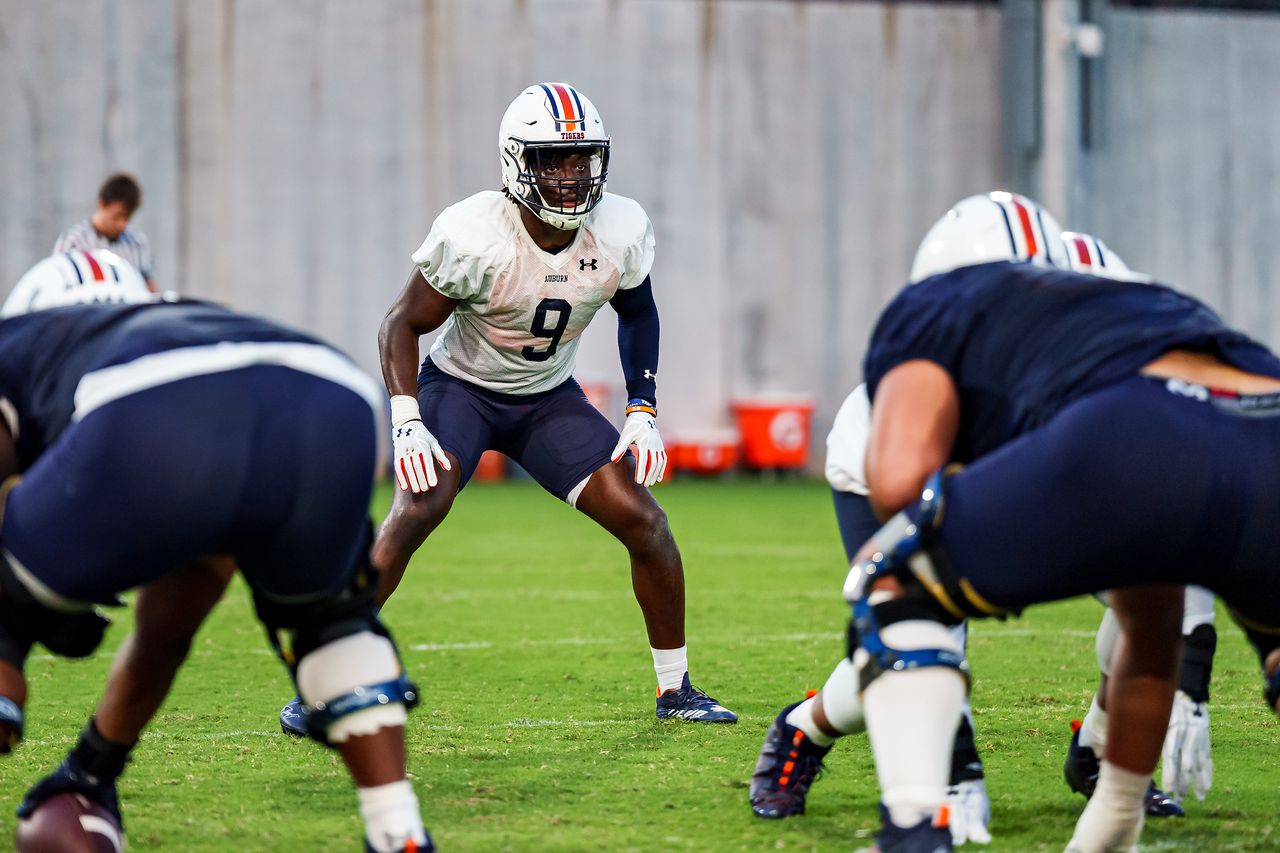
[390,395,451,494]
[946,779,993,846]
[1161,689,1212,803]
[610,410,667,487]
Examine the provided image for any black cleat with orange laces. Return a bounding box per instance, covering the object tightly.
[749,701,831,818]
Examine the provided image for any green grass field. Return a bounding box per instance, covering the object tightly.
[1,479,1277,851]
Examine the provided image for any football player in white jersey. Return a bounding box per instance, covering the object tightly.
[282,83,734,732]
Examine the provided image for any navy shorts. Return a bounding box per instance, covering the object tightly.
[927,375,1280,630]
[832,489,881,563]
[417,359,620,501]
[3,365,378,605]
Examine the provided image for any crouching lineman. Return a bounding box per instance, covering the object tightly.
[758,193,1280,852]
[1056,235,1213,813]
[0,289,432,852]
[774,192,1075,844]
[278,81,734,732]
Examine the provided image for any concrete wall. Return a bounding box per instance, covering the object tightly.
[0,0,1003,461]
[1077,4,1280,346]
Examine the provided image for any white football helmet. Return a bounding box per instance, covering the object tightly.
[1059,231,1149,281]
[499,83,609,231]
[910,191,1068,283]
[2,250,155,317]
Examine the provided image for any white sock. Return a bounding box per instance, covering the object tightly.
[863,620,967,828]
[652,645,687,693]
[785,697,837,747]
[359,780,427,853]
[785,656,865,744]
[1079,694,1107,754]
[1066,761,1147,852]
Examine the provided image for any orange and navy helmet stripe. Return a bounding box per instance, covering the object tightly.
[989,192,1051,264]
[538,82,585,132]
[1063,231,1108,271]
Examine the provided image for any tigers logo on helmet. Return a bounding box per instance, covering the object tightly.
[2,249,155,317]
[498,83,610,231]
[910,191,1068,283]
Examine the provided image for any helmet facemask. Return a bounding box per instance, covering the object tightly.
[503,140,610,230]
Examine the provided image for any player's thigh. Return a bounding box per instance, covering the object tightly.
[417,369,495,490]
[2,386,251,604]
[502,380,618,503]
[935,379,1221,612]
[234,372,379,600]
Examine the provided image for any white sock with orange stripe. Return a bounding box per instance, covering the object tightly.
[652,646,687,693]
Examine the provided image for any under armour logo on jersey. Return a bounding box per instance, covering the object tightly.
[579,258,598,271]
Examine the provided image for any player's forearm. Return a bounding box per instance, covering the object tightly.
[611,277,659,402]
[378,312,423,398]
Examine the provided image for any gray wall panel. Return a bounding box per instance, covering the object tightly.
[0,0,1004,465]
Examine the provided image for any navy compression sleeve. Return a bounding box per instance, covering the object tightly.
[610,276,659,404]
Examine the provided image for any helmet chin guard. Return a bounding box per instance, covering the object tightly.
[499,83,610,231]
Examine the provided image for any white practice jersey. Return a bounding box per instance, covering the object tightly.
[53,220,155,282]
[825,383,871,495]
[412,191,655,394]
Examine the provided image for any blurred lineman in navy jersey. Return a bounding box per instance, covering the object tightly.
[0,291,431,852]
[275,82,735,734]
[758,192,1280,852]
[53,173,157,291]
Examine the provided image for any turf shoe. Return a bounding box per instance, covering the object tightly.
[749,701,831,818]
[1063,724,1184,818]
[655,673,737,723]
[280,695,307,737]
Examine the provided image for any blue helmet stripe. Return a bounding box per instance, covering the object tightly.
[538,83,561,120]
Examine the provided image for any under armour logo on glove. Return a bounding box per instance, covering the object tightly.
[579,258,598,271]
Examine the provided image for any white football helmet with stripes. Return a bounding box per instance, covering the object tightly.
[1059,231,1149,282]
[2,249,155,317]
[499,82,610,231]
[910,192,1068,283]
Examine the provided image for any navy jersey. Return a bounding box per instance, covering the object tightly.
[0,300,330,469]
[863,262,1280,462]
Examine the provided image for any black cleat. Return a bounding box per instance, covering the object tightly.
[1143,781,1185,818]
[1064,723,1184,818]
[858,803,953,853]
[1063,725,1100,798]
[749,702,831,818]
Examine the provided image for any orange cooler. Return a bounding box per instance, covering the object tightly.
[670,429,741,475]
[731,395,815,469]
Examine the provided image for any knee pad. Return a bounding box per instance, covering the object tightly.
[849,595,969,695]
[842,467,1009,624]
[1178,623,1217,704]
[297,630,417,743]
[0,550,109,661]
[1095,608,1120,677]
[251,538,419,745]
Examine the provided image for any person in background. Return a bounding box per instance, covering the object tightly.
[53,172,157,291]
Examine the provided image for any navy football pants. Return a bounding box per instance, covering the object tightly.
[932,376,1280,635]
[3,366,377,605]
